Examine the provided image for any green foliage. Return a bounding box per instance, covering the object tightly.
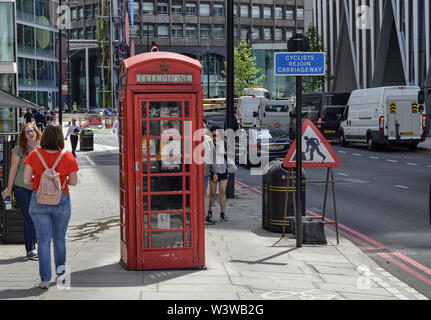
[222,40,266,97]
[302,26,334,93]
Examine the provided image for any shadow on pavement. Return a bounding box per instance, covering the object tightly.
[0,287,44,299]
[0,256,28,266]
[69,262,200,288]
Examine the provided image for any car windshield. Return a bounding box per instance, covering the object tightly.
[256,128,289,139]
[324,93,350,106]
[265,105,289,112]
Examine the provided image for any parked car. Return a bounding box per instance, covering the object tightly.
[339,86,426,151]
[237,127,290,166]
[289,92,351,140]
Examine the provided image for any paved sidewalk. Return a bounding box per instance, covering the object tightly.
[0,135,428,300]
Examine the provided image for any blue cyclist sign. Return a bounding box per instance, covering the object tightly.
[274,52,326,76]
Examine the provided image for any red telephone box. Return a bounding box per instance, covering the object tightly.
[118,52,205,270]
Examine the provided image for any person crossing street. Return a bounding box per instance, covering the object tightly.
[65,118,81,157]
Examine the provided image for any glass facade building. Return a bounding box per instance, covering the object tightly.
[16,0,59,108]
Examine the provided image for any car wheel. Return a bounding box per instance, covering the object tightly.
[367,136,376,151]
[339,131,347,147]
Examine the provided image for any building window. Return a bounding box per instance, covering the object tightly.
[157,3,168,15]
[17,0,35,22]
[240,28,248,40]
[200,3,210,16]
[143,24,154,36]
[172,25,183,38]
[286,8,294,20]
[93,26,97,39]
[263,7,271,19]
[200,25,210,39]
[36,60,55,87]
[158,25,169,38]
[186,3,196,16]
[78,7,84,20]
[286,29,293,40]
[252,6,260,18]
[240,5,249,17]
[186,25,197,38]
[35,28,53,56]
[234,27,238,39]
[275,7,283,19]
[143,2,154,15]
[172,5,182,16]
[133,1,140,12]
[275,28,283,40]
[71,8,77,20]
[35,0,52,27]
[93,4,99,18]
[297,8,304,20]
[86,27,92,39]
[86,6,92,20]
[233,5,237,17]
[18,57,35,86]
[214,4,224,17]
[71,29,77,39]
[78,28,84,39]
[252,27,259,40]
[214,26,224,39]
[17,24,35,54]
[264,28,271,40]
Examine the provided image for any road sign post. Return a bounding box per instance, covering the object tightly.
[276,34,325,247]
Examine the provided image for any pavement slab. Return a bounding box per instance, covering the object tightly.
[0,132,428,300]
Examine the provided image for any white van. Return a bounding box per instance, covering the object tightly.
[244,87,270,99]
[254,100,292,131]
[339,86,426,151]
[237,96,267,128]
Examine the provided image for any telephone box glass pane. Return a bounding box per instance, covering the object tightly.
[142,121,147,136]
[144,233,149,248]
[150,119,182,137]
[151,231,184,248]
[151,195,183,210]
[150,176,182,192]
[143,195,148,211]
[184,101,190,117]
[142,177,148,192]
[142,101,147,118]
[142,158,147,173]
[149,101,182,118]
[151,213,184,230]
[186,231,191,247]
[186,212,191,228]
[143,214,148,230]
[142,140,147,155]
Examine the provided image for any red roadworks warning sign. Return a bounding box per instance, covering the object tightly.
[283,119,341,168]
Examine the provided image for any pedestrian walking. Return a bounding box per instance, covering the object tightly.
[203,120,217,225]
[207,126,229,222]
[23,124,79,289]
[24,109,33,124]
[1,123,42,261]
[65,118,81,157]
[35,109,46,132]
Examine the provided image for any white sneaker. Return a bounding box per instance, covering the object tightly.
[39,281,50,289]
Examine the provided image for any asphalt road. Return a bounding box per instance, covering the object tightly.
[82,127,431,298]
[235,140,431,298]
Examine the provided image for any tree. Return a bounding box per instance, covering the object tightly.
[222,40,266,97]
[302,26,334,93]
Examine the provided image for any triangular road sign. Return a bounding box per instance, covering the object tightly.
[283,119,341,168]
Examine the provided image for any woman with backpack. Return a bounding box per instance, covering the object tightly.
[23,124,79,289]
[2,123,42,261]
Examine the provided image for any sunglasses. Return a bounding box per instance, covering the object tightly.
[24,129,35,135]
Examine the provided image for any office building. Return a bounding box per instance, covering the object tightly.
[307,0,431,111]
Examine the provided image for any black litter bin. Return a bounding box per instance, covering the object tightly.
[262,159,305,233]
[80,130,94,151]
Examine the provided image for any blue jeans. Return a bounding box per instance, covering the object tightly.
[12,186,36,253]
[29,191,71,282]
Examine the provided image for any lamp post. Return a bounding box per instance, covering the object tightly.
[207,44,210,98]
[58,0,63,126]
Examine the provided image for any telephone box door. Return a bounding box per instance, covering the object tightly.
[134,94,202,270]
